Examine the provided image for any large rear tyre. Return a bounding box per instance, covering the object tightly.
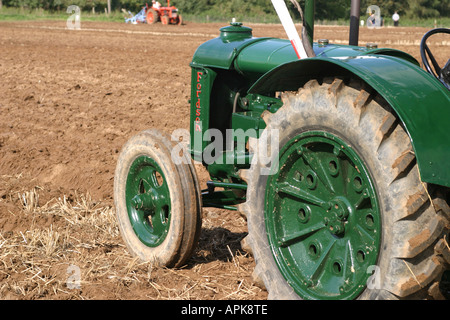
[114,130,202,267]
[240,78,449,299]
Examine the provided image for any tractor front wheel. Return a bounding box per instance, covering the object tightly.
[161,15,169,25]
[177,15,183,25]
[240,78,449,299]
[114,130,202,267]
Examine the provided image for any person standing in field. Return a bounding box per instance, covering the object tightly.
[392,11,400,27]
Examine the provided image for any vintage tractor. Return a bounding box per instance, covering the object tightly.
[146,0,183,25]
[114,0,450,299]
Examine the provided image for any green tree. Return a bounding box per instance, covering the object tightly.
[406,0,449,18]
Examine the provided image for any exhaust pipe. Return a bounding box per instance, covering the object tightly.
[349,0,361,46]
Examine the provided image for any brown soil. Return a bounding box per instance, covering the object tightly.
[0,20,447,300]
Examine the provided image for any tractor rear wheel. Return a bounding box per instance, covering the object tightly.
[146,9,159,24]
[240,78,449,299]
[114,130,202,267]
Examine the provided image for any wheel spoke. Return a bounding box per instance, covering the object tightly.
[328,154,348,196]
[146,186,170,235]
[343,240,356,282]
[275,181,328,209]
[354,188,370,210]
[150,207,168,235]
[307,239,337,282]
[277,222,326,247]
[301,148,336,194]
[135,167,155,191]
[355,223,376,243]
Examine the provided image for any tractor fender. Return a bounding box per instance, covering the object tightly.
[248,55,450,188]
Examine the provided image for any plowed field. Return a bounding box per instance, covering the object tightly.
[0,20,447,300]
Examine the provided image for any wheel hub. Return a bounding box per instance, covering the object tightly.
[131,188,166,212]
[324,198,351,236]
[265,131,381,300]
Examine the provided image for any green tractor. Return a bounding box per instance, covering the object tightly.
[114,0,450,299]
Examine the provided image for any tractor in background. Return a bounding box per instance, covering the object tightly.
[115,0,450,300]
[124,1,182,25]
[146,0,183,25]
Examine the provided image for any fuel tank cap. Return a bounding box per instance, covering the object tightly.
[220,20,253,41]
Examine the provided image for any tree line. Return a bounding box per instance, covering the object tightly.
[1,0,448,20]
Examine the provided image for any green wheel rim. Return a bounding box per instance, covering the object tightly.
[265,131,381,300]
[126,156,171,247]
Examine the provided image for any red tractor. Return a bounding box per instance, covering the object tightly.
[146,1,183,25]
